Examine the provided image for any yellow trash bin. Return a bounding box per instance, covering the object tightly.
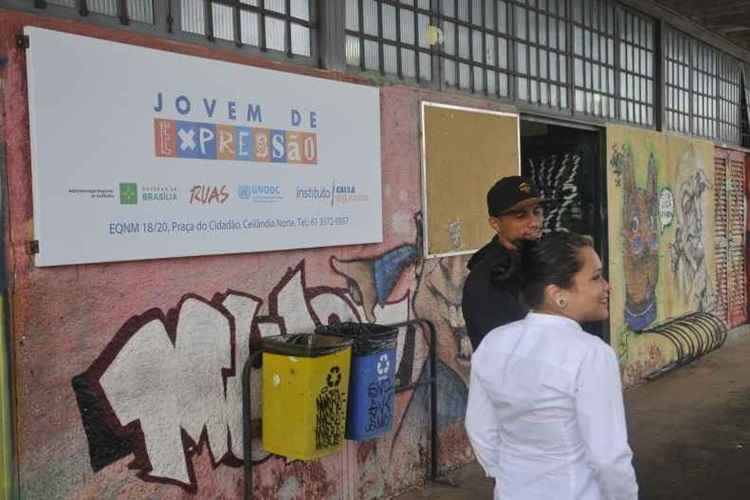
[262,334,352,460]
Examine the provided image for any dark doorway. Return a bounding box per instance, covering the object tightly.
[520,119,609,341]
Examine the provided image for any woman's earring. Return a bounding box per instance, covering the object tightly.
[556,296,568,309]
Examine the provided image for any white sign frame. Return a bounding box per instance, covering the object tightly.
[419,102,521,259]
[25,27,382,266]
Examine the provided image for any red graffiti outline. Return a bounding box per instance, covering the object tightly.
[73,293,250,492]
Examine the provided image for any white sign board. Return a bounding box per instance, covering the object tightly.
[25,27,382,266]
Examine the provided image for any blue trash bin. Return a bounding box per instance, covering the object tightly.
[315,322,398,441]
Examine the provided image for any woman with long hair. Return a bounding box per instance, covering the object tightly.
[465,231,638,500]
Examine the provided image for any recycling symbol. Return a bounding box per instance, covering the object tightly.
[376,354,390,376]
[327,366,342,388]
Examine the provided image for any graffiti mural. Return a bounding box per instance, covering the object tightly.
[607,125,718,386]
[613,143,659,331]
[527,153,582,233]
[71,209,472,493]
[72,260,412,491]
[670,145,715,312]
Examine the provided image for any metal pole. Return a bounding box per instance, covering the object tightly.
[386,319,439,481]
[428,320,438,480]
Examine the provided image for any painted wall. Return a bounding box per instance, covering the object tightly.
[1,296,13,500]
[0,11,529,499]
[607,125,717,385]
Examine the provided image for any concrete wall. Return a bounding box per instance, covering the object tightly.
[0,10,533,499]
[606,125,718,385]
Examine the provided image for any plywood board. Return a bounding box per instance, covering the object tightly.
[421,103,520,257]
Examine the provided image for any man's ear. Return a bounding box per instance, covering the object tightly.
[488,216,501,233]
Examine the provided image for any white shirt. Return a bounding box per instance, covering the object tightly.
[465,312,638,500]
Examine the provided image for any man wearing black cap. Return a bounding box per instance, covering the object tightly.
[462,176,545,350]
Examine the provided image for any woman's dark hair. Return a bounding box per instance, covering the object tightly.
[519,231,594,309]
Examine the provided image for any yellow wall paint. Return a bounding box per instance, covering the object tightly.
[607,125,717,385]
[0,297,12,500]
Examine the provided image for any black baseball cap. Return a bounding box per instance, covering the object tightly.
[487,176,543,217]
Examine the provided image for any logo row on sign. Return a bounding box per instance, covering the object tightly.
[113,183,364,206]
[69,182,363,206]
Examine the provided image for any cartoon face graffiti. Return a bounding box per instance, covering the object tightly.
[619,147,659,331]
[331,213,470,372]
[331,247,470,372]
[330,245,417,324]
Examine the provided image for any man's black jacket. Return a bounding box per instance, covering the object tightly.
[462,236,527,350]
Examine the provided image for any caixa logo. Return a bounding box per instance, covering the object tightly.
[238,184,282,203]
[189,185,229,205]
[333,183,368,205]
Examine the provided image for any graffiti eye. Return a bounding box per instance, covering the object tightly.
[630,217,639,233]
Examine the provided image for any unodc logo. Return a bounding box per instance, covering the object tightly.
[376,354,390,376]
